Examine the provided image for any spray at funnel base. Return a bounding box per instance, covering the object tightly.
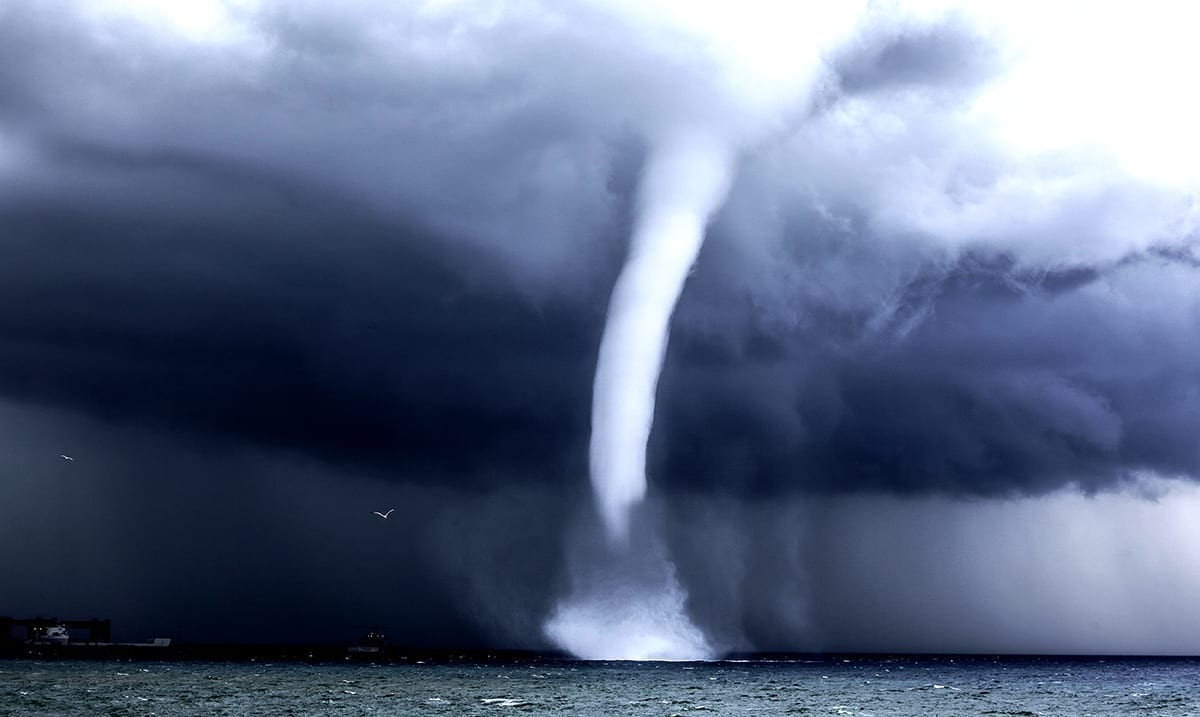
[544,513,713,661]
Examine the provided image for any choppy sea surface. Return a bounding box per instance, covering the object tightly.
[3,656,1198,716]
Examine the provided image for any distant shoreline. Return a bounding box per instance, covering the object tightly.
[5,644,1200,665]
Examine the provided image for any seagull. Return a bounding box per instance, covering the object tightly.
[372,508,395,519]
[60,454,74,461]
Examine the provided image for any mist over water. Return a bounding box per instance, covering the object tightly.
[544,505,712,660]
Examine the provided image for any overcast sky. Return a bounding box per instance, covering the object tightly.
[2,0,1199,653]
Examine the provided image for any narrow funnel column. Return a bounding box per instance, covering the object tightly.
[590,132,734,543]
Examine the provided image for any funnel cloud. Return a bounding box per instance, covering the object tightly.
[590,132,734,543]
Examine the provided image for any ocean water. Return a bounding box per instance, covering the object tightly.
[2,656,1198,716]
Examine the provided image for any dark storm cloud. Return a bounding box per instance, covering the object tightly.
[0,0,1197,501]
[0,1,626,499]
[3,0,1200,654]
[656,246,1200,497]
[835,13,999,95]
[0,183,602,484]
[0,0,630,286]
[4,165,1195,501]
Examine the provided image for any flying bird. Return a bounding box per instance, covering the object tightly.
[372,509,395,519]
[60,454,74,461]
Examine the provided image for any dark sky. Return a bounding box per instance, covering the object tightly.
[2,1,1199,654]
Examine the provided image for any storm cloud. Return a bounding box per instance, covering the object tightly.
[2,1,1199,652]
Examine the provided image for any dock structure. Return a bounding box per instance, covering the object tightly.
[1,616,112,644]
